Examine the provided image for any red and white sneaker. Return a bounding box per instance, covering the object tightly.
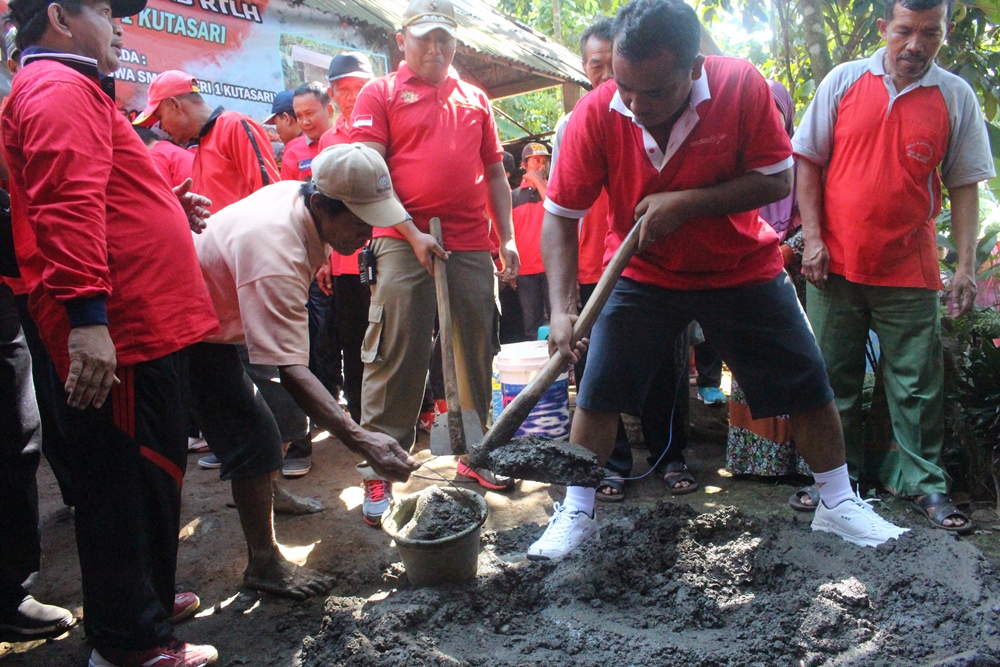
[168,592,199,624]
[417,409,436,433]
[357,463,392,527]
[89,640,218,667]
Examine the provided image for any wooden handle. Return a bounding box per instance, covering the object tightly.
[430,217,467,455]
[472,218,644,463]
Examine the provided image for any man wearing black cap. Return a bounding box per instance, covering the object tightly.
[1,0,222,664]
[264,89,301,145]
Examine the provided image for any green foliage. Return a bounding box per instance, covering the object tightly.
[494,88,565,141]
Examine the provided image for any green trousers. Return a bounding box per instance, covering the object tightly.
[807,275,949,497]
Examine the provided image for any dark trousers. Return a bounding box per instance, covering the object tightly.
[498,283,525,345]
[333,274,369,424]
[64,353,188,651]
[0,283,41,608]
[14,294,74,506]
[694,339,723,388]
[239,346,310,459]
[516,273,549,340]
[307,279,343,397]
[607,328,690,477]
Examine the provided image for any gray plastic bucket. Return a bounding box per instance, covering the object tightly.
[381,488,488,587]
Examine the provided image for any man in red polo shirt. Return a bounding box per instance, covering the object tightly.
[134,70,279,212]
[318,52,375,426]
[536,0,908,560]
[511,142,551,341]
[2,0,223,662]
[282,82,332,182]
[350,0,519,526]
[133,125,194,187]
[794,0,995,532]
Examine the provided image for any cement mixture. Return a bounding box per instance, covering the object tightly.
[476,436,605,487]
[398,486,482,541]
[300,502,1000,667]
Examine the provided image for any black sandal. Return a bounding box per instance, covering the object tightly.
[661,461,699,496]
[596,475,626,503]
[911,492,974,534]
[789,484,820,512]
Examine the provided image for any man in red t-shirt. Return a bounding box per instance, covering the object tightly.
[134,70,280,213]
[534,0,907,560]
[282,82,332,182]
[350,0,519,525]
[511,142,551,341]
[2,0,222,662]
[133,125,194,187]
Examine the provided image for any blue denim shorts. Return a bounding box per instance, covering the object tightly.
[577,273,833,419]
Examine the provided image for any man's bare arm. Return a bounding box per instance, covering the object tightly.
[797,158,830,290]
[949,182,982,317]
[278,364,418,481]
[541,211,586,365]
[485,161,519,281]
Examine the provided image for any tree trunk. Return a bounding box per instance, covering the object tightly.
[552,0,562,42]
[800,0,833,83]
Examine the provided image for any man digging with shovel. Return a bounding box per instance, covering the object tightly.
[530,0,909,560]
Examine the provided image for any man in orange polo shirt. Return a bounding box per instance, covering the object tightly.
[511,142,551,341]
[795,0,995,532]
[350,0,519,526]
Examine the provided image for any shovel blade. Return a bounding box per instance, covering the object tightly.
[429,410,484,456]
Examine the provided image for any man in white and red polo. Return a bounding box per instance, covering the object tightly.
[350,0,519,525]
[535,0,908,560]
[795,0,994,532]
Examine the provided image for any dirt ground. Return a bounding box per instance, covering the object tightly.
[3,389,1000,666]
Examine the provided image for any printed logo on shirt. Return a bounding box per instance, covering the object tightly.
[354,114,373,127]
[299,158,313,171]
[401,90,420,104]
[688,133,727,148]
[906,140,934,164]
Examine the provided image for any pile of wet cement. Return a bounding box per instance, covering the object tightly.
[397,486,481,541]
[299,502,1000,667]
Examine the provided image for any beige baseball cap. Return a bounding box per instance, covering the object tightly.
[311,144,409,228]
[401,0,457,37]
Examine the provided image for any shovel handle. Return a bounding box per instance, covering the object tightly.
[431,217,468,455]
[475,217,644,459]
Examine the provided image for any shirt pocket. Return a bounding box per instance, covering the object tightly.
[900,120,944,181]
[360,301,384,364]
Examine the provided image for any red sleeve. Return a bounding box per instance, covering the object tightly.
[280,148,299,181]
[736,64,793,172]
[17,79,112,303]
[349,76,390,147]
[225,115,281,191]
[479,90,503,166]
[545,90,608,215]
[169,145,194,186]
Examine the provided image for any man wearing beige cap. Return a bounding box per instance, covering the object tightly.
[351,0,519,524]
[188,143,420,592]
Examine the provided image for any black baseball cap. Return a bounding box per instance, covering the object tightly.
[327,52,374,82]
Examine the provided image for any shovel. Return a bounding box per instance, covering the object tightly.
[466,217,645,482]
[428,217,484,456]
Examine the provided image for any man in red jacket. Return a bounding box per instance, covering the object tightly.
[2,0,222,663]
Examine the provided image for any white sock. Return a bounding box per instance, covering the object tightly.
[812,464,854,509]
[564,486,595,516]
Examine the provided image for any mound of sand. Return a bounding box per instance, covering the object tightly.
[300,502,1000,667]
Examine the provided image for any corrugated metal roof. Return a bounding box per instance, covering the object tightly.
[298,0,588,91]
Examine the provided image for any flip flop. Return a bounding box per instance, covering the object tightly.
[661,461,699,496]
[596,474,626,503]
[789,484,820,512]
[911,492,974,534]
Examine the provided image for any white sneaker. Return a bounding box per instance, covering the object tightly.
[526,502,598,561]
[811,492,909,547]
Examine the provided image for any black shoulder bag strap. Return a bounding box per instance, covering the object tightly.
[239,119,271,187]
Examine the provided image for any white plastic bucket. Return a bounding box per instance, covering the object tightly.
[495,341,570,439]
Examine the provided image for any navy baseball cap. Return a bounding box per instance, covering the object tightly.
[263,90,296,125]
[327,52,374,82]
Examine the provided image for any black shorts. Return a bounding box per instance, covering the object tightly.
[188,343,283,481]
[577,273,833,419]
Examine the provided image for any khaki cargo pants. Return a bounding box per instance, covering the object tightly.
[360,237,499,451]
